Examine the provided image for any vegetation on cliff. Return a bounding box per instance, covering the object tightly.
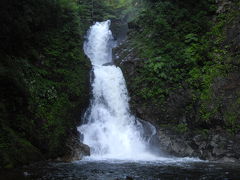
[124,0,240,134]
[0,0,121,168]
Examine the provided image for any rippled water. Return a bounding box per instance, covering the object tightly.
[1,160,240,180]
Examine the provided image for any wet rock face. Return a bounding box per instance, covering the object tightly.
[216,0,233,14]
[110,19,128,45]
[58,132,90,162]
[225,16,240,65]
[210,73,240,127]
[157,128,240,162]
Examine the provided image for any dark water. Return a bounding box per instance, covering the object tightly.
[1,160,240,180]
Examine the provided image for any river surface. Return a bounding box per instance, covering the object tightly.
[1,160,240,180]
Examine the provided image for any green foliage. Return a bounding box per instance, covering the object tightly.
[194,128,209,139]
[224,99,240,135]
[0,0,94,168]
[129,0,240,132]
[130,0,215,101]
[0,125,43,168]
[224,112,239,134]
[174,124,188,134]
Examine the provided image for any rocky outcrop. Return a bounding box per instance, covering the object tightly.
[158,128,240,162]
[216,0,233,14]
[56,132,90,162]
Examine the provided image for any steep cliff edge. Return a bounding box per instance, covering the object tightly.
[115,0,240,162]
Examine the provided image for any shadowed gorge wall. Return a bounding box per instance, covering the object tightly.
[116,0,240,161]
[0,0,94,168]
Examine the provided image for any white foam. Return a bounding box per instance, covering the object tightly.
[78,20,159,160]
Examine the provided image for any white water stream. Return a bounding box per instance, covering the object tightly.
[78,20,158,160]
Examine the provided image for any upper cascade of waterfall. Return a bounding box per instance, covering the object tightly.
[84,20,114,66]
[78,20,160,161]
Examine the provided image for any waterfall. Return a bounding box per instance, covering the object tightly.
[78,20,158,160]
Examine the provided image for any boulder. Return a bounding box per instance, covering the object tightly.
[57,133,90,162]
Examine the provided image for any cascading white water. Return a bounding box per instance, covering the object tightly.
[78,20,158,160]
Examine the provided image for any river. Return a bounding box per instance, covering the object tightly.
[1,160,240,180]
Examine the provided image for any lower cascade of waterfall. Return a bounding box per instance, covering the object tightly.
[78,20,160,161]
